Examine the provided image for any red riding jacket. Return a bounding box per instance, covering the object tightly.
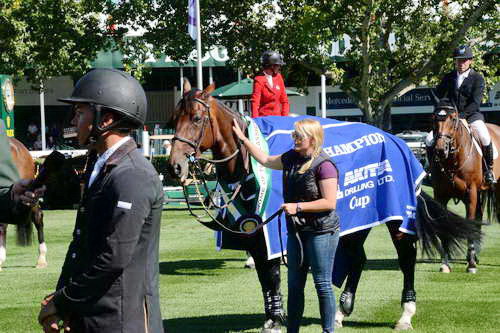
[251,72,290,118]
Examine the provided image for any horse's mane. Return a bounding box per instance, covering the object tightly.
[172,88,245,125]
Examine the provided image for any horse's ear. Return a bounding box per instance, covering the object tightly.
[183,78,191,94]
[203,82,216,96]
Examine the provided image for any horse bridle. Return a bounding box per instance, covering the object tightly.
[172,97,211,153]
[434,105,460,156]
[433,106,474,179]
[172,96,242,163]
[172,93,256,233]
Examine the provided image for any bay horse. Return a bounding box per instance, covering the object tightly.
[0,138,47,271]
[429,99,499,273]
[168,80,481,332]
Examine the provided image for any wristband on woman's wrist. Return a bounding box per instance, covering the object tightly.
[296,202,301,213]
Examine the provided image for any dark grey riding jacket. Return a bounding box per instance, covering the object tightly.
[436,69,485,123]
[53,140,164,333]
[282,149,339,234]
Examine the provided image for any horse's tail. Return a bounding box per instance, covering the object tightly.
[482,186,498,224]
[415,191,482,257]
[15,213,33,246]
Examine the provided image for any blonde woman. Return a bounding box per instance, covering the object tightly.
[233,118,340,333]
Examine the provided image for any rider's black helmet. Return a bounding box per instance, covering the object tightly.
[59,68,147,128]
[261,50,285,67]
[453,45,473,59]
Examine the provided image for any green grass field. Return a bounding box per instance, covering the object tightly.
[0,204,499,333]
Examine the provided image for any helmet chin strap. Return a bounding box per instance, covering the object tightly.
[85,104,128,146]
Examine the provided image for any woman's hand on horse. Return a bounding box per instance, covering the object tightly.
[11,179,46,207]
[281,203,298,215]
[232,119,247,142]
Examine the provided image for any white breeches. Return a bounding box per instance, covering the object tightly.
[425,120,491,147]
[469,120,491,146]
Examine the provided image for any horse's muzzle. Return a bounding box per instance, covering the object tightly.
[167,158,189,184]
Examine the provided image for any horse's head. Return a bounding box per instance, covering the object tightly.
[168,79,217,184]
[432,99,459,159]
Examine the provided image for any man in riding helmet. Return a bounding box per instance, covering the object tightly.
[251,50,290,118]
[38,68,164,333]
[435,45,496,185]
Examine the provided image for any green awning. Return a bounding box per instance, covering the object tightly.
[211,78,302,99]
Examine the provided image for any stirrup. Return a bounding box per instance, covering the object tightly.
[485,170,497,185]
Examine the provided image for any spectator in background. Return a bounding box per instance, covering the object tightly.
[251,50,290,118]
[33,134,42,150]
[26,121,39,149]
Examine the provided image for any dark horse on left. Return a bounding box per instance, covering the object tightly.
[0,137,46,271]
[168,80,481,332]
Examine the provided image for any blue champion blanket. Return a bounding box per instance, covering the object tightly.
[216,116,425,263]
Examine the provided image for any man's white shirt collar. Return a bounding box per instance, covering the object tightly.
[456,69,471,88]
[98,136,131,164]
[88,136,130,187]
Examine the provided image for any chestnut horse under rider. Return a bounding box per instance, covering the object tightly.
[427,45,496,185]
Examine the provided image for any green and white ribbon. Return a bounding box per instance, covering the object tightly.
[246,116,272,218]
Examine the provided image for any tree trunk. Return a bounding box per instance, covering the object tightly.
[362,104,391,131]
[382,104,392,132]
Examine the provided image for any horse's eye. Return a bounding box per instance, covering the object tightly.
[193,115,202,123]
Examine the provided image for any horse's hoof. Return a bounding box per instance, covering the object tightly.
[261,319,281,333]
[36,262,48,269]
[466,267,477,274]
[439,264,451,273]
[244,256,255,269]
[394,321,413,330]
[335,310,345,328]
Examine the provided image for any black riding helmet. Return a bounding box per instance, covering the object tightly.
[261,50,285,67]
[453,45,473,59]
[59,68,147,132]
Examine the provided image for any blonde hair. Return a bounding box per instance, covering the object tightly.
[294,119,324,174]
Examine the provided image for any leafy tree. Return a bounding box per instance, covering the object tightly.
[278,0,499,129]
[0,0,109,85]
[107,0,498,129]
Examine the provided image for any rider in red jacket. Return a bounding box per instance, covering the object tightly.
[251,51,290,118]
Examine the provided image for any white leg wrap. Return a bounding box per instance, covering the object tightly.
[36,242,48,268]
[39,242,47,255]
[470,120,491,146]
[395,301,416,330]
[0,246,6,264]
[335,310,345,328]
[244,256,255,268]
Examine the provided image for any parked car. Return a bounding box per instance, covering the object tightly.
[396,130,429,172]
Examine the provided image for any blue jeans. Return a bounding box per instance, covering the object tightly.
[287,230,339,333]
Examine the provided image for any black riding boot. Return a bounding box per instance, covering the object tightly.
[483,143,496,185]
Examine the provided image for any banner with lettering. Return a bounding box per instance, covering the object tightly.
[216,116,425,260]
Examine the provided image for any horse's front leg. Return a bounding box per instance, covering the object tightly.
[0,224,6,271]
[465,187,479,274]
[33,207,47,269]
[435,195,452,273]
[387,221,417,330]
[249,233,284,333]
[334,228,370,328]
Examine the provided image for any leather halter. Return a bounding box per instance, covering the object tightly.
[172,97,210,152]
[433,109,474,181]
